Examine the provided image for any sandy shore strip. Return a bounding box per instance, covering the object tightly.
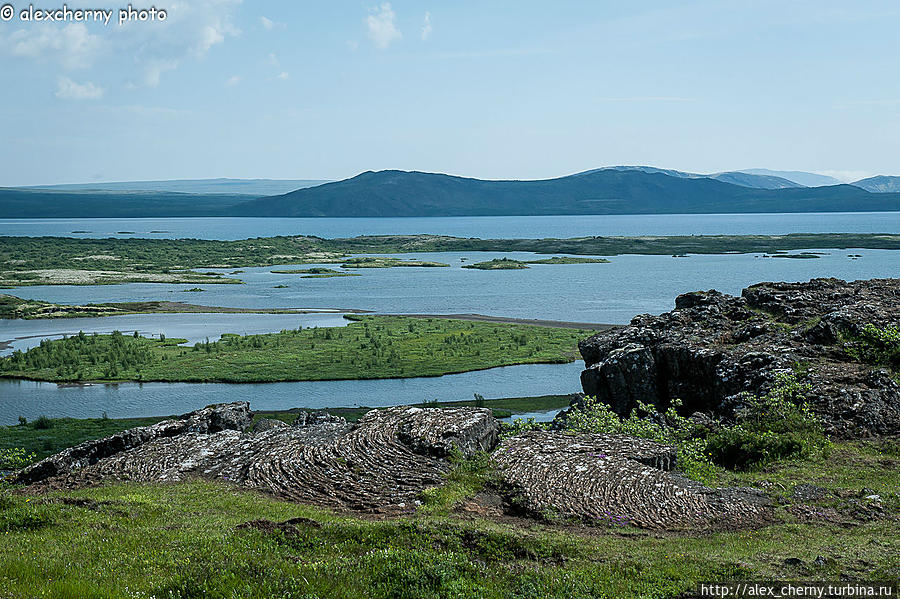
[397,313,618,330]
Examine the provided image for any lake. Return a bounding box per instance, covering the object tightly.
[2,213,899,422]
[2,211,900,240]
[7,249,900,324]
[0,360,584,425]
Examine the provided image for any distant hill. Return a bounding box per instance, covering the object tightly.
[0,188,256,218]
[709,171,799,189]
[580,166,801,189]
[738,169,842,187]
[25,178,330,196]
[852,176,900,193]
[232,169,900,218]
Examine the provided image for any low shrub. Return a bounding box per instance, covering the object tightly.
[706,373,829,470]
[844,323,900,368]
[562,398,717,485]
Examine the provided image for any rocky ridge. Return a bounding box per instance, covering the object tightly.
[577,278,900,437]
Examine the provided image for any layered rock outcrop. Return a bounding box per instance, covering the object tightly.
[493,431,770,529]
[578,278,900,437]
[20,404,499,513]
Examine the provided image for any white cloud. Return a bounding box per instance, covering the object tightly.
[276,71,289,80]
[2,0,241,90]
[3,23,103,70]
[366,3,401,49]
[268,52,280,66]
[260,16,284,30]
[421,12,432,41]
[55,76,104,100]
[346,40,360,52]
[225,75,241,86]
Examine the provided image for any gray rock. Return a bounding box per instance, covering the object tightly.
[15,402,252,485]
[575,278,900,437]
[253,418,289,433]
[494,430,772,530]
[20,405,499,514]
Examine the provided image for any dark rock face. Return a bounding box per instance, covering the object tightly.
[577,278,900,437]
[493,431,771,530]
[20,403,500,513]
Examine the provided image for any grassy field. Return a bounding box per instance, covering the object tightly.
[1,439,897,598]
[0,315,589,383]
[2,233,899,287]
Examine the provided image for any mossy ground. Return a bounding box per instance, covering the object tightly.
[1,439,898,599]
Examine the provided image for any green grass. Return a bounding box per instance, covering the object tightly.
[0,316,589,383]
[340,257,450,268]
[0,416,168,461]
[527,256,610,265]
[1,473,897,598]
[463,256,612,269]
[462,258,530,270]
[0,295,318,320]
[713,440,900,508]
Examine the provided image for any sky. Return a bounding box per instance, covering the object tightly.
[0,0,898,186]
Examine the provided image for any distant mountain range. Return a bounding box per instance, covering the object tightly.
[583,166,802,189]
[24,178,330,196]
[234,169,900,218]
[4,169,899,219]
[852,176,900,194]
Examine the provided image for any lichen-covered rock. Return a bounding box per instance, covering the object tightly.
[494,431,771,530]
[576,278,900,437]
[252,418,289,433]
[21,404,500,514]
[14,402,252,485]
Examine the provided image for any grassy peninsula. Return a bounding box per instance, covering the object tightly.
[2,233,898,287]
[463,256,611,269]
[0,315,589,383]
[0,295,341,320]
[270,268,361,278]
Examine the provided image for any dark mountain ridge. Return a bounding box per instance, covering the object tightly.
[232,169,900,217]
[5,168,900,218]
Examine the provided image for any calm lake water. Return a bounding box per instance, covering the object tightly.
[7,250,900,324]
[2,212,900,240]
[2,213,899,422]
[0,361,584,425]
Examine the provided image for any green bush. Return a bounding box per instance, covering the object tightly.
[706,373,829,470]
[32,415,53,430]
[562,398,718,485]
[845,324,900,368]
[557,373,828,478]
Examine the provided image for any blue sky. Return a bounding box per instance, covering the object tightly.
[0,0,898,185]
